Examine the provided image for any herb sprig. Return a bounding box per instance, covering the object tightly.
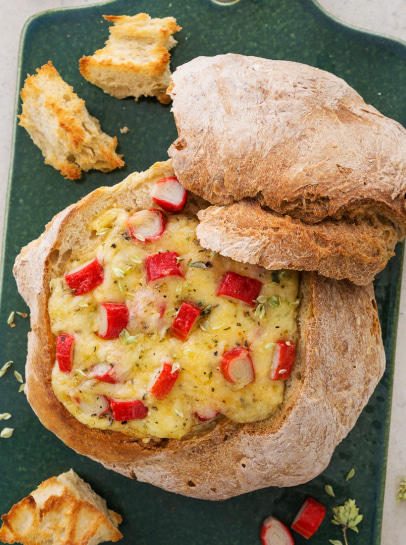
[331,499,363,545]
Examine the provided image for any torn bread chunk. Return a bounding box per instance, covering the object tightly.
[79,13,181,104]
[0,469,122,545]
[19,61,124,180]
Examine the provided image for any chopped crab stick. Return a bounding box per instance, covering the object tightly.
[195,408,220,422]
[260,516,294,545]
[149,362,180,400]
[56,334,75,373]
[291,497,326,539]
[77,395,110,416]
[217,271,262,306]
[221,347,255,386]
[270,341,295,381]
[151,176,188,212]
[146,251,183,283]
[65,257,104,295]
[89,364,117,384]
[127,209,166,242]
[98,303,129,339]
[110,399,148,421]
[171,302,202,341]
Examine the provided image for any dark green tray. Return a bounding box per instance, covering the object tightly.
[1,0,405,543]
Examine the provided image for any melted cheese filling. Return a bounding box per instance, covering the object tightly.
[49,210,299,439]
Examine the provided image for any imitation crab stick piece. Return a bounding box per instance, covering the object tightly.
[270,341,296,381]
[77,395,110,416]
[65,257,103,295]
[171,302,202,341]
[56,334,75,373]
[195,408,220,422]
[260,516,294,545]
[149,362,180,400]
[217,271,262,306]
[89,364,117,384]
[127,209,166,242]
[146,251,183,283]
[221,347,255,387]
[291,497,326,539]
[98,303,129,339]
[110,399,148,421]
[151,176,188,212]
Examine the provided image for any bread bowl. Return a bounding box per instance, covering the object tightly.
[14,159,385,500]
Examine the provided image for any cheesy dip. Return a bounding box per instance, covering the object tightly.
[49,207,299,440]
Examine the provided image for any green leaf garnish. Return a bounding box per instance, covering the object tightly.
[397,477,406,502]
[325,484,335,497]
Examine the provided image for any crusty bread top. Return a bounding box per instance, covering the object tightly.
[168,54,406,231]
[196,201,399,285]
[0,470,122,545]
[19,61,124,180]
[79,13,181,103]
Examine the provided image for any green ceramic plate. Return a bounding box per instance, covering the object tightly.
[1,0,406,543]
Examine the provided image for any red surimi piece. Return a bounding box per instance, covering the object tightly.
[149,362,180,400]
[56,334,75,373]
[217,271,262,306]
[127,209,166,242]
[146,251,183,283]
[98,303,129,339]
[110,399,148,421]
[270,341,295,381]
[65,257,103,295]
[151,176,188,212]
[260,516,294,545]
[291,497,326,539]
[221,347,255,387]
[171,302,202,341]
[89,364,117,384]
[195,408,220,422]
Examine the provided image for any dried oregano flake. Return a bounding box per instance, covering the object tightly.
[0,428,14,438]
[325,484,336,497]
[346,468,355,481]
[14,371,23,383]
[0,413,11,421]
[0,361,13,378]
[397,478,406,502]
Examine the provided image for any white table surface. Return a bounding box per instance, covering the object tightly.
[1,1,406,543]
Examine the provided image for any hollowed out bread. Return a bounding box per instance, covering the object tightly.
[0,469,122,545]
[19,61,124,180]
[79,14,181,104]
[13,160,385,500]
[168,54,406,283]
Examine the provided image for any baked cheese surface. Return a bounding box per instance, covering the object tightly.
[49,210,299,439]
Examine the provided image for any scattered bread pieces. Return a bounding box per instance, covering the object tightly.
[79,13,181,103]
[0,469,122,545]
[19,61,124,180]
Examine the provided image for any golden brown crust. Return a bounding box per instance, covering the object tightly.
[0,472,122,544]
[13,161,385,500]
[168,54,406,231]
[196,200,399,285]
[19,61,124,180]
[79,14,181,102]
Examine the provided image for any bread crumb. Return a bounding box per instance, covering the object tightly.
[19,61,124,180]
[120,126,130,134]
[79,13,181,103]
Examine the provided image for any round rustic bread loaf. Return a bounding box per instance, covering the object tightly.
[168,54,406,285]
[14,161,385,500]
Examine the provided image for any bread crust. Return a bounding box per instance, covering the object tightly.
[19,62,124,180]
[14,161,385,500]
[168,54,406,230]
[196,201,398,285]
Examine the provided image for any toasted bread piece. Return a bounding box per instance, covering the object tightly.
[168,54,406,283]
[13,160,385,500]
[79,14,181,104]
[196,201,399,286]
[19,61,124,180]
[0,469,122,545]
